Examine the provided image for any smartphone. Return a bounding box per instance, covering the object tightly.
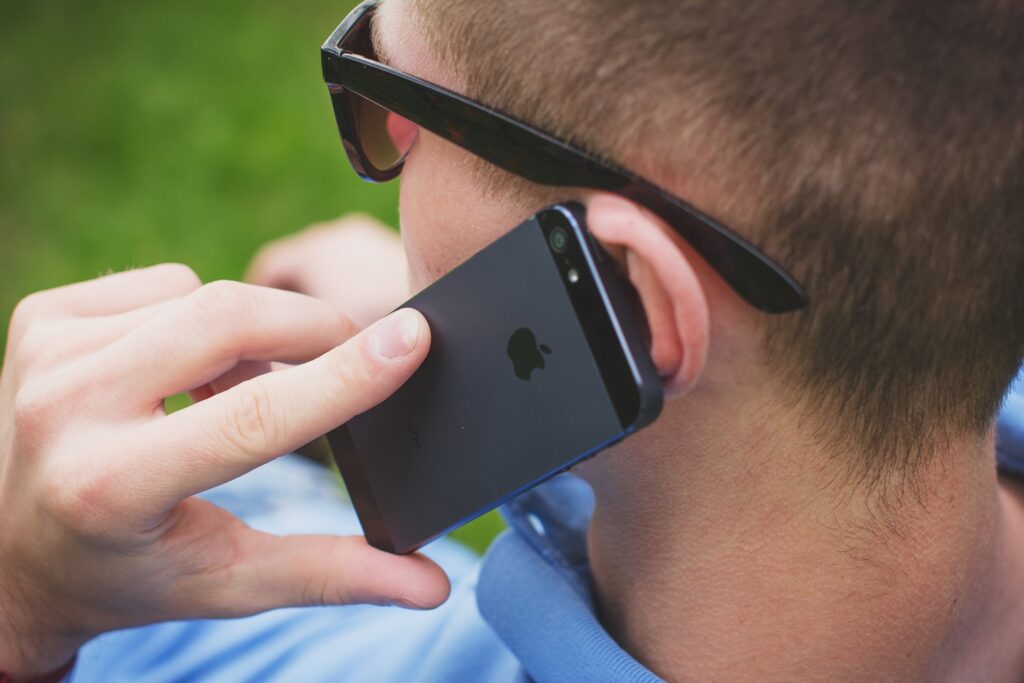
[326,203,663,554]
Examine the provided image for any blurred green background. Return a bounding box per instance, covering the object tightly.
[0,0,505,553]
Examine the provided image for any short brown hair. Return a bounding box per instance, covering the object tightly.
[409,0,1024,486]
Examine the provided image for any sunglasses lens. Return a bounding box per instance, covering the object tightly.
[353,92,418,172]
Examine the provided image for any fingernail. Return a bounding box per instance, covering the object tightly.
[372,309,422,359]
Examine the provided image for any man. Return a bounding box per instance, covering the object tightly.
[2,0,1022,681]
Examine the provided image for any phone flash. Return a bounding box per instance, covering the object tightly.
[568,268,580,284]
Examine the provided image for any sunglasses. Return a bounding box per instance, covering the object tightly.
[321,0,808,314]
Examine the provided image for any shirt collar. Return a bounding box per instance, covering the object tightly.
[476,365,1024,682]
[475,474,663,683]
[997,367,1024,475]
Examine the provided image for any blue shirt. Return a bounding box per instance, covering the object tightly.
[68,369,1024,683]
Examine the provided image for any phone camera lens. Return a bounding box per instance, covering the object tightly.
[549,227,569,253]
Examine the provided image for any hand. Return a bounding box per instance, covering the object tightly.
[0,266,447,678]
[246,214,410,329]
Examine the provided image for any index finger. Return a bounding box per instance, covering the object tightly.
[131,309,429,511]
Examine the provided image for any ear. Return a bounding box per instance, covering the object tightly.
[585,193,710,397]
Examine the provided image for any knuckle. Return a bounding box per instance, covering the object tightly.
[334,311,359,342]
[188,280,252,346]
[12,321,74,372]
[325,342,376,394]
[300,563,354,607]
[42,460,122,539]
[220,382,280,457]
[9,292,48,340]
[298,539,385,607]
[153,263,202,293]
[12,380,60,442]
[12,369,92,448]
[302,576,340,606]
[9,324,45,369]
[300,572,327,606]
[317,302,358,342]
[192,280,245,315]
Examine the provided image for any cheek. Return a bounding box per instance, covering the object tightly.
[397,132,526,291]
[398,150,470,290]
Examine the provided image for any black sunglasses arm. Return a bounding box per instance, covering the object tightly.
[321,7,808,314]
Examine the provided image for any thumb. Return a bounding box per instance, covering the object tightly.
[212,530,451,613]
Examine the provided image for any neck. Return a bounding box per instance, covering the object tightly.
[576,375,1024,682]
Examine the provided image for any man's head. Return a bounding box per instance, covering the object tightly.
[376,0,1024,491]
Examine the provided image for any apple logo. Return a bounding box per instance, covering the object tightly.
[507,327,552,381]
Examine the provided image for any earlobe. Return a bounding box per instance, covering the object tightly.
[585,194,710,397]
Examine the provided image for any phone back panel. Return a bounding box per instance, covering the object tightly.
[330,215,623,553]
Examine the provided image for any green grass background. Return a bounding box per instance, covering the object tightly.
[0,0,505,553]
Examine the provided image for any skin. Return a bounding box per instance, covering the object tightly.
[0,274,452,677]
[3,2,1023,682]
[246,214,410,330]
[363,1,1024,680]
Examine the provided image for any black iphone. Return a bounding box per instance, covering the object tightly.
[326,203,663,554]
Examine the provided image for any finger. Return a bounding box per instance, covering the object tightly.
[7,265,201,350]
[136,308,429,507]
[91,281,357,407]
[186,360,275,405]
[194,530,451,615]
[16,300,173,373]
[32,264,202,318]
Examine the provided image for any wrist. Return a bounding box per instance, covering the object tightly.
[0,620,81,681]
[0,627,80,681]
[0,652,77,683]
[0,572,83,680]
